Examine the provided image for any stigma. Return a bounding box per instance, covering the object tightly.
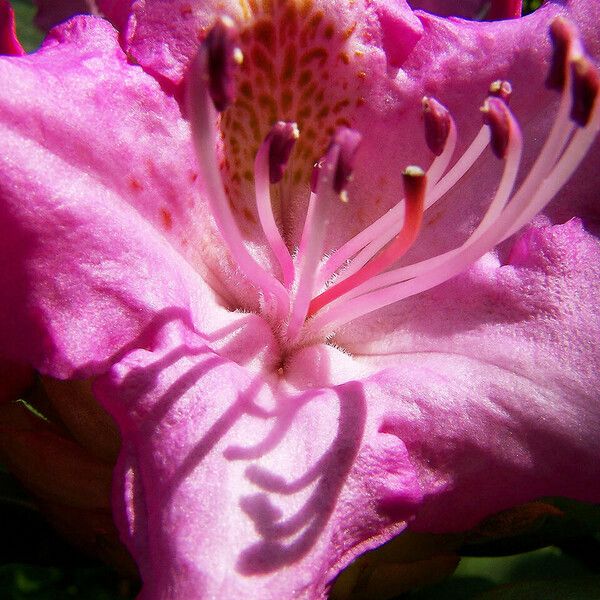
[186,16,600,348]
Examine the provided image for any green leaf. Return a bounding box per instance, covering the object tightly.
[10,0,44,53]
[0,564,138,599]
[475,576,600,600]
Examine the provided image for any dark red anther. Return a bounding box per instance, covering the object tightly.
[486,0,521,21]
[570,57,600,127]
[481,97,511,159]
[204,17,243,112]
[489,80,512,104]
[422,97,451,156]
[546,17,578,92]
[266,122,299,184]
[330,127,362,201]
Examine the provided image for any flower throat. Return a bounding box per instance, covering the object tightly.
[186,9,600,348]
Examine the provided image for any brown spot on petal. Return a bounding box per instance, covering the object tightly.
[243,206,257,223]
[128,176,143,192]
[160,208,173,231]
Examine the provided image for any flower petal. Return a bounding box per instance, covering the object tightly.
[0,17,234,378]
[337,219,600,528]
[94,321,423,599]
[94,220,600,597]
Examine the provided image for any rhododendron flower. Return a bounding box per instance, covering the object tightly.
[1,0,600,598]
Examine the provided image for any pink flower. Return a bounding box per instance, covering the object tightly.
[1,1,599,598]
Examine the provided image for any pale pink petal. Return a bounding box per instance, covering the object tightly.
[94,221,600,598]
[337,219,600,528]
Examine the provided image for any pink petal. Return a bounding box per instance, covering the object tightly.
[337,219,600,528]
[95,321,421,599]
[0,17,232,378]
[95,221,600,598]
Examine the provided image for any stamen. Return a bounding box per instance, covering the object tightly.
[423,97,451,156]
[481,96,512,158]
[187,20,289,319]
[307,166,426,317]
[325,119,484,286]
[305,40,599,340]
[331,127,362,203]
[318,99,458,285]
[204,16,244,112]
[570,56,600,127]
[347,103,520,298]
[425,126,491,201]
[306,98,525,336]
[546,17,580,91]
[192,13,597,345]
[286,128,361,342]
[489,80,513,104]
[254,122,298,287]
[503,61,600,238]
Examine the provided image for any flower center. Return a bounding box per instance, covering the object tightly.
[219,0,358,238]
[186,14,600,350]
